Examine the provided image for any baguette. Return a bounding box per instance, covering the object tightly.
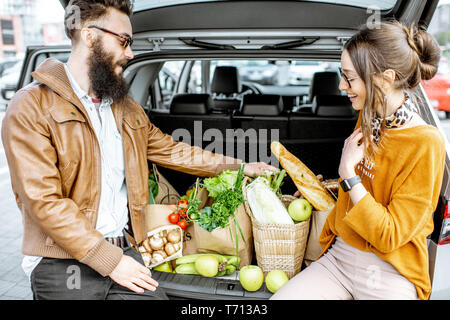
[271,141,335,211]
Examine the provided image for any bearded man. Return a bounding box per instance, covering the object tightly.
[1,0,274,300]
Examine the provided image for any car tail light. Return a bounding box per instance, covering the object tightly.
[438,201,450,245]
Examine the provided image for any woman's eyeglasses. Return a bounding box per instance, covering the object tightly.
[339,67,359,88]
[88,25,133,49]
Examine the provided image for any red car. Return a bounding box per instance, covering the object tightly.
[422,58,450,117]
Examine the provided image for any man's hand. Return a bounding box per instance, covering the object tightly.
[243,162,278,177]
[109,255,159,293]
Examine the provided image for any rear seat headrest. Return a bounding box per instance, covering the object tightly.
[170,94,212,115]
[211,66,242,95]
[312,95,355,117]
[309,71,340,103]
[241,94,284,116]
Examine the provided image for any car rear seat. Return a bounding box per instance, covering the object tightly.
[149,93,232,138]
[312,94,355,117]
[233,94,289,139]
[295,71,341,114]
[210,66,243,114]
[286,94,357,179]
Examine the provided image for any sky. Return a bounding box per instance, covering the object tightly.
[35,0,65,24]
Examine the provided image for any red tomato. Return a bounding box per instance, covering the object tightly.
[178,199,188,206]
[177,219,188,230]
[178,207,187,218]
[168,213,180,224]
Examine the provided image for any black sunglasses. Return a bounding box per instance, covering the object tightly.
[88,25,133,49]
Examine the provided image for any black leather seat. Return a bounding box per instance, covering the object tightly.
[312,95,355,117]
[234,94,288,140]
[210,66,242,113]
[295,71,341,114]
[170,93,212,115]
[149,93,232,138]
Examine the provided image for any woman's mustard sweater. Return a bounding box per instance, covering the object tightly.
[319,123,446,300]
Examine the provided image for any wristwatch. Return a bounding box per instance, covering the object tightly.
[340,175,361,192]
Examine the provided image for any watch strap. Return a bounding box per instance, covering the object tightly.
[340,175,361,192]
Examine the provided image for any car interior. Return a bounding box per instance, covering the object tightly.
[138,59,359,195]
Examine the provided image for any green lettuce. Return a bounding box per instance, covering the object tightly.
[202,170,238,198]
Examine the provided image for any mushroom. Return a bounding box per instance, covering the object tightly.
[164,243,177,256]
[141,252,152,266]
[173,242,181,252]
[143,238,153,252]
[138,246,147,253]
[159,230,168,238]
[149,236,164,251]
[151,251,166,265]
[167,229,181,244]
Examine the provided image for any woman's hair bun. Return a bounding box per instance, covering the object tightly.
[404,25,441,81]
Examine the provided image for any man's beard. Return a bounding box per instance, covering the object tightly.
[88,40,130,103]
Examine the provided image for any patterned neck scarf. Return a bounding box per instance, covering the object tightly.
[371,93,418,145]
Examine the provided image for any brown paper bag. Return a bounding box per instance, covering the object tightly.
[151,164,181,205]
[144,204,178,232]
[192,193,253,268]
[304,209,331,266]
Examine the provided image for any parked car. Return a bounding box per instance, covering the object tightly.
[288,60,328,85]
[0,57,20,78]
[239,60,278,85]
[422,58,450,117]
[0,60,22,102]
[13,0,449,300]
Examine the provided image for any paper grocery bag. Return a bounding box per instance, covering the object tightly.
[304,209,331,266]
[193,203,253,268]
[151,164,181,205]
[144,204,178,233]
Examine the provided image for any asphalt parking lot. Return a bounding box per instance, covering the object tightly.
[0,106,450,300]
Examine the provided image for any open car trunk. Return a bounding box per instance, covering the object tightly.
[31,0,448,300]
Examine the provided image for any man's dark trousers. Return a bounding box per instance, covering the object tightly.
[30,245,169,300]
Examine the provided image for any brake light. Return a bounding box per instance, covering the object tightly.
[438,201,450,245]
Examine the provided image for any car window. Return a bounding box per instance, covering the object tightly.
[149,59,340,111]
[156,61,185,109]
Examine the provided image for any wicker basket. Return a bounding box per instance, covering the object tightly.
[242,179,310,279]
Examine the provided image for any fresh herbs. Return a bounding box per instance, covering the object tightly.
[196,165,245,232]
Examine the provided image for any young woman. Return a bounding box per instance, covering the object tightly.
[271,21,444,300]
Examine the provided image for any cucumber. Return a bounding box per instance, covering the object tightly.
[225,256,241,267]
[176,253,227,265]
[175,263,199,275]
[225,264,236,275]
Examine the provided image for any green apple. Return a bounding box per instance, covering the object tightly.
[288,198,312,222]
[239,265,264,292]
[265,270,289,293]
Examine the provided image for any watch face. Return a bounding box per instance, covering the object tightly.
[340,179,351,192]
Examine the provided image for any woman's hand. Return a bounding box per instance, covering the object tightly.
[338,128,365,179]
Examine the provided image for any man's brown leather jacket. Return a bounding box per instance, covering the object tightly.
[1,58,241,276]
